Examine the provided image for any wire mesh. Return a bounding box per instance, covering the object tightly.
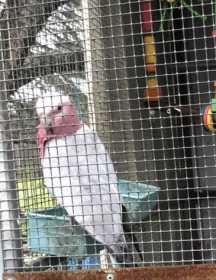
[0,0,216,274]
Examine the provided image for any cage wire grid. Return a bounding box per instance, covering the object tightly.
[0,0,216,276]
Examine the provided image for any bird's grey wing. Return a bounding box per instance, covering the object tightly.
[68,125,126,248]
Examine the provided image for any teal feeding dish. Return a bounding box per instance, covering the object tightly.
[27,179,159,256]
[118,179,159,221]
[27,207,97,256]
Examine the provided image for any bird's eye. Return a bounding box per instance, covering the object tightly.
[57,105,62,111]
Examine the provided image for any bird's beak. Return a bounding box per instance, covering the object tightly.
[40,114,52,130]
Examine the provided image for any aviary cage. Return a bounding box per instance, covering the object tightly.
[0,0,216,279]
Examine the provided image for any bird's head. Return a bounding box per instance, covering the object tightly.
[36,95,81,157]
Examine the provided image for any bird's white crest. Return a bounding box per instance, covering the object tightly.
[36,94,70,117]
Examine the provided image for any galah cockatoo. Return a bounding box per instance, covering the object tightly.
[36,94,131,266]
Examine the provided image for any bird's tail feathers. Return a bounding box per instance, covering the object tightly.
[122,206,143,266]
[108,243,135,267]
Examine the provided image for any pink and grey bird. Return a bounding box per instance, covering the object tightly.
[36,94,130,265]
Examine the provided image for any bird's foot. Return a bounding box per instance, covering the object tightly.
[99,249,119,271]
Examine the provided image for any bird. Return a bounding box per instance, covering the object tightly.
[36,94,136,267]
